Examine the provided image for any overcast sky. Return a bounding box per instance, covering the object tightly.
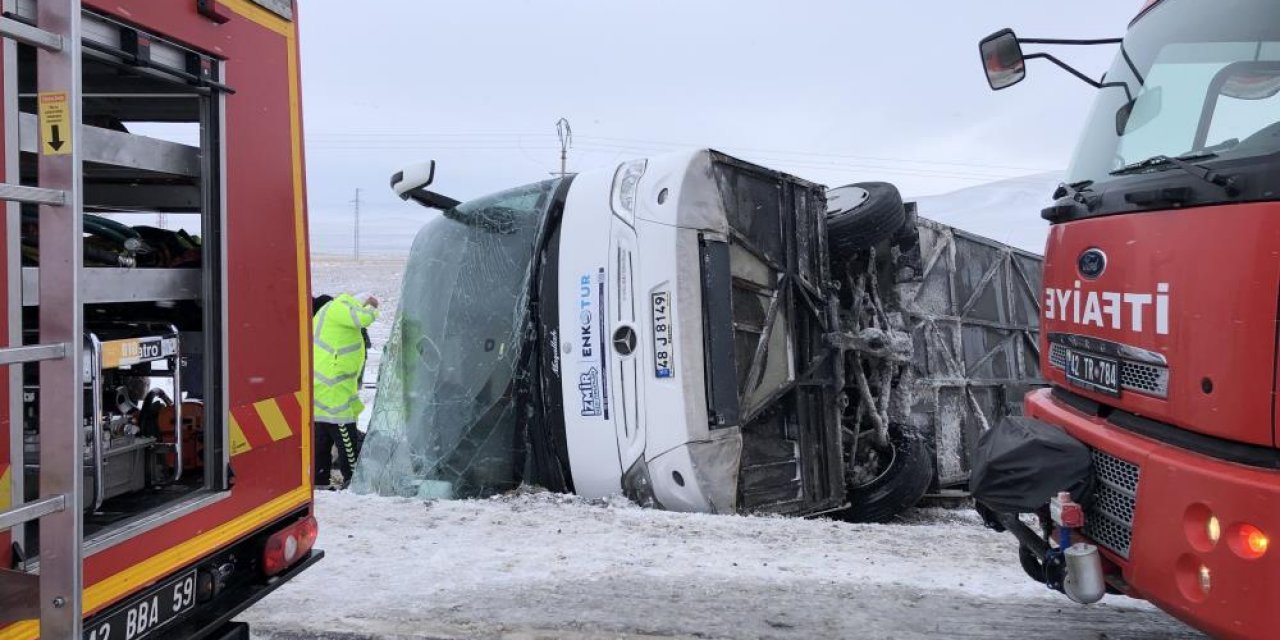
[298,1,1142,253]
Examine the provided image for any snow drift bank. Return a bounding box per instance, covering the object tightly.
[912,172,1061,254]
[242,491,1198,639]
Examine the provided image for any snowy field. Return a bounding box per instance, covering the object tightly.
[240,256,1202,639]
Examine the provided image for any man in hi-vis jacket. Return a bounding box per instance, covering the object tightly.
[312,292,379,488]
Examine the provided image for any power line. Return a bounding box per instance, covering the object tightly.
[305,131,1052,174]
[305,137,1057,186]
[307,141,1035,182]
[351,188,361,264]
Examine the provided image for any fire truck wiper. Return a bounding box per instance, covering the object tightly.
[1110,152,1240,196]
[1053,180,1094,199]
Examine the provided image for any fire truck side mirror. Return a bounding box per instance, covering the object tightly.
[980,29,1026,91]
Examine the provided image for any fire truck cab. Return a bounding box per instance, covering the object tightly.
[975,1,1280,638]
[0,1,318,638]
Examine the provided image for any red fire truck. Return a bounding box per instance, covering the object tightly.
[974,1,1279,638]
[0,1,318,638]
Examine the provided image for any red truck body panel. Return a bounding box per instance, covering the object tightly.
[1028,388,1279,640]
[1041,204,1280,447]
[1,1,313,635]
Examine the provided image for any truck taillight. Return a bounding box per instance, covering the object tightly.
[1230,523,1269,559]
[263,515,319,577]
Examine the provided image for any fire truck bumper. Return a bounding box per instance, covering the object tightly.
[161,549,323,640]
[1027,388,1280,640]
[81,507,324,640]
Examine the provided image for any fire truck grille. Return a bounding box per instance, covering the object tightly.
[1049,343,1068,369]
[1046,344,1168,398]
[1085,449,1140,559]
[1119,362,1168,397]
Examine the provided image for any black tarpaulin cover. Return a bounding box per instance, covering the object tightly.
[971,416,1095,514]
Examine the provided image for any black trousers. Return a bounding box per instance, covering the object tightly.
[315,421,361,487]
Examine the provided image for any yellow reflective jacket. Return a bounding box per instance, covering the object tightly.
[313,294,378,423]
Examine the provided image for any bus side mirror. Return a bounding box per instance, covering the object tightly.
[391,161,438,197]
[980,29,1026,91]
[391,160,461,211]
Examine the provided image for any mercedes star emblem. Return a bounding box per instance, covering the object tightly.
[612,326,637,356]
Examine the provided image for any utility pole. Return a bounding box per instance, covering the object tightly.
[352,188,361,263]
[556,117,572,177]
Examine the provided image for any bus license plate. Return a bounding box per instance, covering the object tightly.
[1066,350,1120,396]
[651,291,674,378]
[84,569,198,640]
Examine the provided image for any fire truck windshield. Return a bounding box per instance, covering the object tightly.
[1067,0,1280,188]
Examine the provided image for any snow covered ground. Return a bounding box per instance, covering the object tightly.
[242,491,1199,639]
[242,254,1203,639]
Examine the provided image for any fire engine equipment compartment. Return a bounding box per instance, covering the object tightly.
[1,2,317,637]
[15,9,225,549]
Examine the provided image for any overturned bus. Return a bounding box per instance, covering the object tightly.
[352,150,1043,521]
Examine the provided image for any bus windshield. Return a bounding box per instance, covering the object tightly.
[351,179,562,499]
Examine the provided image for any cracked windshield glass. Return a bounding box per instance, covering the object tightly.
[351,179,561,499]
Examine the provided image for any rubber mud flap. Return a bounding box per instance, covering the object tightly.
[970,416,1095,513]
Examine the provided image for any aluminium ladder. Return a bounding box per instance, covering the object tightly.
[0,0,86,637]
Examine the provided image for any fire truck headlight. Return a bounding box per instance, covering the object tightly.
[1184,503,1219,551]
[1207,516,1221,545]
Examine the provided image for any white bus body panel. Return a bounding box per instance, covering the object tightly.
[559,149,741,512]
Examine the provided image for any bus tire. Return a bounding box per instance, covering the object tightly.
[835,424,933,523]
[826,182,908,261]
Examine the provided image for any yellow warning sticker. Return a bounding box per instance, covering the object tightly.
[38,91,71,155]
